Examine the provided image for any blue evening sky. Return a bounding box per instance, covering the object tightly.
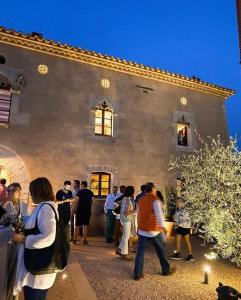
[1,0,241,147]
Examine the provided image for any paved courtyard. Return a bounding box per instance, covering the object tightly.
[43,236,241,300]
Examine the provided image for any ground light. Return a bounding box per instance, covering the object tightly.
[204,251,217,260]
[203,265,211,284]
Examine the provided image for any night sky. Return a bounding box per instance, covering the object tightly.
[1,0,241,147]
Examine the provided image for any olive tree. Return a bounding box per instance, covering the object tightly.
[169,136,241,266]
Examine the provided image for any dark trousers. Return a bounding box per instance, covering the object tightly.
[114,219,121,246]
[134,234,170,277]
[70,215,75,239]
[24,286,48,300]
[105,210,116,242]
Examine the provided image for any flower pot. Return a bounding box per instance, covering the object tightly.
[165,221,175,238]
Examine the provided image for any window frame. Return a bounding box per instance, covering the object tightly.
[90,172,111,198]
[95,102,113,137]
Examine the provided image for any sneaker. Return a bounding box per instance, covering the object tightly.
[169,252,182,260]
[133,274,144,281]
[162,267,177,276]
[185,255,194,262]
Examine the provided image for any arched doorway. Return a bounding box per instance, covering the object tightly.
[0,145,30,201]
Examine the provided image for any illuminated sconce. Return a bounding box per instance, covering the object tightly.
[37,64,48,75]
[180,97,187,106]
[101,78,110,89]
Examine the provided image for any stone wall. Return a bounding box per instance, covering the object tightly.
[0,42,229,234]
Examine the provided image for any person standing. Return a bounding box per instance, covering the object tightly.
[55,181,73,241]
[169,197,194,261]
[104,186,118,243]
[135,185,146,203]
[2,183,22,300]
[133,183,176,280]
[12,177,59,300]
[117,186,136,260]
[75,181,94,245]
[114,185,125,247]
[71,180,81,242]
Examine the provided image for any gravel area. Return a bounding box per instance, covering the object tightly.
[73,237,241,300]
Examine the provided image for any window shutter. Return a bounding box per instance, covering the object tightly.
[0,89,11,124]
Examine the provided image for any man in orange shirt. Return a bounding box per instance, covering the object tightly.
[133,182,176,280]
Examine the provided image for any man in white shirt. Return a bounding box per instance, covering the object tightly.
[133,183,176,280]
[104,186,118,243]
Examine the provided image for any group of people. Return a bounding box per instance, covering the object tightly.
[55,179,94,245]
[0,177,95,300]
[104,182,194,279]
[0,176,194,300]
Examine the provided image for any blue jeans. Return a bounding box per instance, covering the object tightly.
[134,233,170,277]
[24,286,48,300]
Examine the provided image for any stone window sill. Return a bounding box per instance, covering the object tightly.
[176,145,194,152]
[0,123,9,128]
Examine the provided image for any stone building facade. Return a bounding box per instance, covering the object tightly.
[0,27,234,233]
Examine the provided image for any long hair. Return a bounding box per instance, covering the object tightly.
[124,186,135,197]
[29,177,55,204]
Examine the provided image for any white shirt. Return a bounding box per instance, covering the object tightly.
[104,193,117,212]
[14,202,58,295]
[138,200,166,238]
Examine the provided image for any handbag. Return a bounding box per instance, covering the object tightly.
[24,203,70,275]
[112,194,124,215]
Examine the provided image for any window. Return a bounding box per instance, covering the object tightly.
[176,115,191,147]
[90,172,111,197]
[0,89,11,125]
[95,101,113,136]
[177,123,188,146]
[101,78,110,89]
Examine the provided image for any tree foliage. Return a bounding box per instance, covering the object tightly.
[169,136,241,265]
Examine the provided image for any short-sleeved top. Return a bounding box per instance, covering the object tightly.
[56,189,73,223]
[175,208,191,229]
[76,189,94,214]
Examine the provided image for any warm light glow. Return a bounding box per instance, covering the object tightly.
[180,97,187,105]
[62,273,67,280]
[37,64,48,75]
[204,252,217,260]
[203,265,211,273]
[101,78,110,88]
